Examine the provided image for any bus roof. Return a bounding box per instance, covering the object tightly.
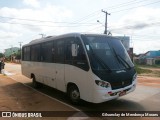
[23,33,81,47]
[23,33,116,47]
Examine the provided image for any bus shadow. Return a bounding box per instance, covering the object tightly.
[26,82,145,112]
[81,99,145,111]
[26,82,70,103]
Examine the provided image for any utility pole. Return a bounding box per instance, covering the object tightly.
[101,9,110,35]
[10,45,13,62]
[19,42,23,52]
[18,42,23,62]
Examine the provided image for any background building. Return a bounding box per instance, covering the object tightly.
[115,36,130,51]
[134,50,160,65]
[115,36,133,61]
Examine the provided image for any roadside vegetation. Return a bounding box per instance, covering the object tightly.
[135,64,160,77]
[135,65,152,74]
[137,64,160,68]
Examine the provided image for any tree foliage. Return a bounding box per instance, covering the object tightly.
[0,53,4,58]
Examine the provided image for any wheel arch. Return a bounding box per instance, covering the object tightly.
[67,82,79,93]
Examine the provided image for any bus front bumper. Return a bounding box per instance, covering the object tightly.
[92,82,136,103]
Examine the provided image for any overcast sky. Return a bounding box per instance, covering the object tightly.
[0,0,160,54]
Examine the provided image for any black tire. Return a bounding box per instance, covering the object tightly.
[68,85,81,104]
[32,76,42,88]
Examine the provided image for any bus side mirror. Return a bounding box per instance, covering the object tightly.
[71,44,78,57]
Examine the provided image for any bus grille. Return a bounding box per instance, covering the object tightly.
[111,79,132,90]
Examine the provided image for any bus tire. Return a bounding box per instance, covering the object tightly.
[32,75,42,89]
[68,85,80,104]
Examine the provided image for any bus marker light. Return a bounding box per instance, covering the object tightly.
[108,91,112,94]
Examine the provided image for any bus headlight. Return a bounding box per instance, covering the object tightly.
[95,80,110,88]
[132,73,137,82]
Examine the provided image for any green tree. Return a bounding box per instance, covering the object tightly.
[15,50,21,60]
[0,53,4,58]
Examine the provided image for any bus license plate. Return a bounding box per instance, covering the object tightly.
[119,91,126,96]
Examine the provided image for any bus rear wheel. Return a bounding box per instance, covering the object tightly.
[68,85,80,104]
[32,75,42,88]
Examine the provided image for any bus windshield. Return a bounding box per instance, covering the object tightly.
[81,35,134,71]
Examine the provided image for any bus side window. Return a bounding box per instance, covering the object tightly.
[65,39,73,64]
[55,40,65,63]
[41,41,54,63]
[65,37,89,71]
[74,38,86,61]
[65,37,84,62]
[31,44,41,62]
[23,46,30,61]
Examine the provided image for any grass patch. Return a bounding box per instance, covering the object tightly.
[135,65,152,74]
[137,64,160,68]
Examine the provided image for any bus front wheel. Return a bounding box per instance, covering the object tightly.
[68,85,80,104]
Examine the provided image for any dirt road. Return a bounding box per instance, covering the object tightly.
[0,74,90,120]
[138,76,160,88]
[137,66,160,87]
[0,63,160,120]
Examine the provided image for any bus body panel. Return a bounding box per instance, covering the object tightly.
[55,63,65,92]
[22,61,94,102]
[22,61,57,88]
[64,64,94,102]
[21,33,137,103]
[22,60,136,103]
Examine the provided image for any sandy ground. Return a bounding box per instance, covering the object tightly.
[138,76,160,88]
[0,74,85,120]
[0,63,159,120]
[137,66,160,88]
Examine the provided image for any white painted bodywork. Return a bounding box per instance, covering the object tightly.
[21,33,136,103]
[22,61,136,103]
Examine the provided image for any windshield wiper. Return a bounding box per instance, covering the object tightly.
[112,47,131,70]
[92,53,112,72]
[89,46,112,72]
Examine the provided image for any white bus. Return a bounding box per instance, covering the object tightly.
[21,33,137,104]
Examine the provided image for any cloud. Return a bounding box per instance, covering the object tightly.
[0,31,22,52]
[109,7,160,54]
[111,7,160,32]
[0,4,73,52]
[23,0,40,8]
[0,5,73,32]
[0,31,21,39]
[123,22,157,30]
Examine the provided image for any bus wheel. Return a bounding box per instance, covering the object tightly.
[32,76,42,88]
[68,85,80,104]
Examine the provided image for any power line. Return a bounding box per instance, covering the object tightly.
[104,0,152,11]
[72,0,139,23]
[72,0,154,23]
[132,38,160,41]
[74,14,103,24]
[0,1,159,33]
[110,31,160,41]
[0,20,97,28]
[0,0,158,26]
[72,11,100,23]
[87,20,160,33]
[0,16,96,25]
[111,0,160,13]
[109,21,160,31]
[84,25,103,33]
